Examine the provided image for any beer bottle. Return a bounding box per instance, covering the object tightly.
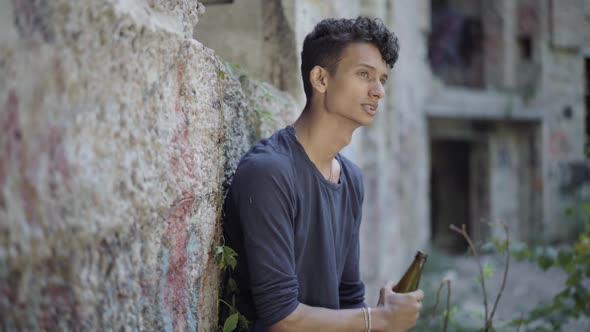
[392,251,428,293]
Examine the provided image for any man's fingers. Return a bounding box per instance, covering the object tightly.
[384,280,396,292]
[377,287,385,306]
[412,289,424,302]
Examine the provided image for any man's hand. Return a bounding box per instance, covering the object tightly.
[266,280,424,332]
[374,280,424,332]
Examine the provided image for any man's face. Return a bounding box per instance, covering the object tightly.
[324,42,389,126]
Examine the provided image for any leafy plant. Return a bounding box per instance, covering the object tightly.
[216,245,238,272]
[506,204,590,331]
[216,244,250,332]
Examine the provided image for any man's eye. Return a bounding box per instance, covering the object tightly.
[359,72,369,78]
[380,79,387,85]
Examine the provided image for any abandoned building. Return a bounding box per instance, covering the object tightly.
[1,0,589,330]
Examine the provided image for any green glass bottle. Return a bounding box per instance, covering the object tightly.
[392,251,428,293]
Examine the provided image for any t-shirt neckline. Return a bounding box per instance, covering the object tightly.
[285,125,343,190]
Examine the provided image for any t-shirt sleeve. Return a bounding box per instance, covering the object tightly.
[338,222,366,309]
[339,169,366,309]
[230,154,299,326]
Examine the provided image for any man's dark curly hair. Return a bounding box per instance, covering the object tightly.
[300,16,400,102]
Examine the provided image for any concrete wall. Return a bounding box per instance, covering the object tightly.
[489,123,540,241]
[0,0,297,330]
[526,0,589,240]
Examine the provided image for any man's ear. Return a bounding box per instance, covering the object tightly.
[310,65,328,94]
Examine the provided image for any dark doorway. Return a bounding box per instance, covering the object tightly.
[430,139,471,253]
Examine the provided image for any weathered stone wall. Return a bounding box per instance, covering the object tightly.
[0,0,297,330]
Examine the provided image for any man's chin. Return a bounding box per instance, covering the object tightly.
[358,115,376,127]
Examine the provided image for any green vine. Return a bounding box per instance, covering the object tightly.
[215,243,250,332]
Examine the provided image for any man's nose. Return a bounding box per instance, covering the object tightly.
[370,80,385,99]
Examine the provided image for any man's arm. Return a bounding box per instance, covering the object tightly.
[270,288,423,332]
[338,218,366,309]
[230,154,300,325]
[340,168,366,309]
[269,303,368,332]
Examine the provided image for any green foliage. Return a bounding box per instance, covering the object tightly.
[505,204,590,331]
[218,69,227,79]
[483,261,496,280]
[216,244,250,332]
[216,245,238,271]
[222,312,239,332]
[219,298,250,332]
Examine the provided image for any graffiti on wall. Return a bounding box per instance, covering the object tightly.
[0,90,73,225]
[549,130,571,158]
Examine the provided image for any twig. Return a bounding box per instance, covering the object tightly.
[219,298,233,310]
[429,279,448,320]
[489,222,510,323]
[428,279,451,332]
[450,224,490,328]
[515,312,524,332]
[444,280,451,332]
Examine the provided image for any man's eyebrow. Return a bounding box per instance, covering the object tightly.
[357,63,388,79]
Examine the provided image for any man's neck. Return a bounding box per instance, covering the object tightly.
[292,102,358,169]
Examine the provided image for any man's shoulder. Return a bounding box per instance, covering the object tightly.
[338,154,363,181]
[238,147,293,175]
[235,128,295,179]
[338,154,361,174]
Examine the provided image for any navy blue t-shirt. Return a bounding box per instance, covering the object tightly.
[222,126,366,330]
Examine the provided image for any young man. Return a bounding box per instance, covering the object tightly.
[222,17,424,331]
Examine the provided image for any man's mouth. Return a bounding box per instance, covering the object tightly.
[362,104,378,115]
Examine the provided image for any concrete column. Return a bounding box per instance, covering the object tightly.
[502,0,517,89]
